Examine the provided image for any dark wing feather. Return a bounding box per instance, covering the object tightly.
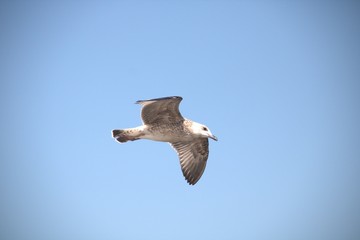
[136,96,184,124]
[170,138,209,185]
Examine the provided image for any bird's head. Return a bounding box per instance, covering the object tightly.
[192,122,218,141]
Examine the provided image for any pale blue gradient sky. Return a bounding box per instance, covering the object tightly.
[1,1,360,240]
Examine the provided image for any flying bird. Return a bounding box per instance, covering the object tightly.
[112,96,217,185]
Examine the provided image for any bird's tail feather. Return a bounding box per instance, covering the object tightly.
[112,129,142,143]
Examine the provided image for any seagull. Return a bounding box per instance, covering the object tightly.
[112,96,217,185]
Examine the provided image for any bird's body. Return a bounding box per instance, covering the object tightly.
[145,121,193,142]
[112,96,217,185]
[115,120,193,142]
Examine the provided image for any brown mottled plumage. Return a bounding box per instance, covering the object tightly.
[112,96,217,185]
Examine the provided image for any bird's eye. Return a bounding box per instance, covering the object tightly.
[202,127,208,131]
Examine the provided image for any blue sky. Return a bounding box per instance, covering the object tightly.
[1,1,360,240]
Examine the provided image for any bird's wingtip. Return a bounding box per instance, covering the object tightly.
[135,96,183,104]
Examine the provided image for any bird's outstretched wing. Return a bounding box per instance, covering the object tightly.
[136,96,184,125]
[170,138,209,185]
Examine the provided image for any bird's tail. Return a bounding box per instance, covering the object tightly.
[112,128,143,143]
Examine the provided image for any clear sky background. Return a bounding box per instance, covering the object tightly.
[1,1,360,240]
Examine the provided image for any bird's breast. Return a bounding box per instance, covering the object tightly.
[143,124,193,142]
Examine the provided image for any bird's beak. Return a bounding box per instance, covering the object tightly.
[209,134,218,141]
